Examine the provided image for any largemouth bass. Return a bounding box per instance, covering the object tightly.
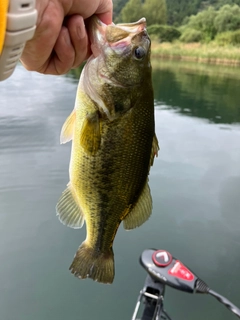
[56,16,159,284]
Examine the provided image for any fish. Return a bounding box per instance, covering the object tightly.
[56,16,159,284]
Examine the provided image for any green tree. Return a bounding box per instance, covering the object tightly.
[180,29,203,42]
[120,0,144,22]
[113,0,129,21]
[214,4,240,33]
[116,0,240,28]
[187,7,218,40]
[119,0,167,25]
[166,0,202,26]
[214,0,240,9]
[164,0,240,26]
[179,3,240,43]
[147,25,181,42]
[215,29,240,45]
[143,0,167,25]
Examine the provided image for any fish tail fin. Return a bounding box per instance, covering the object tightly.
[69,242,114,284]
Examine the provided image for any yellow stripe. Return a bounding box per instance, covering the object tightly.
[0,0,9,54]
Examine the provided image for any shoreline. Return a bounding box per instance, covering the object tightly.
[151,42,240,67]
[151,54,240,66]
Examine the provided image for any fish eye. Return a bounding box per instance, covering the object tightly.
[133,47,145,60]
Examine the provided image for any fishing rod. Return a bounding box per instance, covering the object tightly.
[132,248,240,320]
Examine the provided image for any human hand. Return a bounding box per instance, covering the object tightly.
[20,0,113,75]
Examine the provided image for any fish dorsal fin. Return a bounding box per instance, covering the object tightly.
[60,110,76,144]
[123,181,152,230]
[56,184,84,229]
[80,111,101,155]
[150,133,159,167]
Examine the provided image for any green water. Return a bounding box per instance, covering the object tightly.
[0,60,240,320]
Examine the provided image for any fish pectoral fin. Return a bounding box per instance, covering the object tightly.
[123,181,152,230]
[60,110,76,144]
[56,184,84,229]
[80,111,101,155]
[150,133,160,167]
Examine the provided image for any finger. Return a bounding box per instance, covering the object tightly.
[96,0,113,24]
[68,0,113,24]
[20,2,62,72]
[66,15,90,68]
[44,26,75,75]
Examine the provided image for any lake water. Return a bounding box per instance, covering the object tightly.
[0,60,240,320]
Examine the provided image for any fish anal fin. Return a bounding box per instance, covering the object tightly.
[69,241,114,284]
[80,111,101,155]
[56,184,84,229]
[60,110,76,144]
[123,182,152,230]
[150,133,159,167]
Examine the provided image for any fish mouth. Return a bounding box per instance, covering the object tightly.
[116,18,146,33]
[89,16,148,58]
[88,16,107,58]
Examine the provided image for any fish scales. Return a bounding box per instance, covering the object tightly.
[73,92,153,243]
[56,16,159,284]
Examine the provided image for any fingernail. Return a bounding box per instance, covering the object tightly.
[63,28,71,46]
[77,19,86,39]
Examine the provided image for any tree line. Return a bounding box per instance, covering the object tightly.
[113,0,240,26]
[112,0,240,45]
[180,4,240,44]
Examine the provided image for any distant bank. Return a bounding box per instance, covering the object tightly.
[151,42,240,66]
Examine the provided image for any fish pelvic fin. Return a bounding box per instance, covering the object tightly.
[56,184,84,229]
[60,110,76,144]
[80,111,101,155]
[69,242,114,284]
[123,181,152,230]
